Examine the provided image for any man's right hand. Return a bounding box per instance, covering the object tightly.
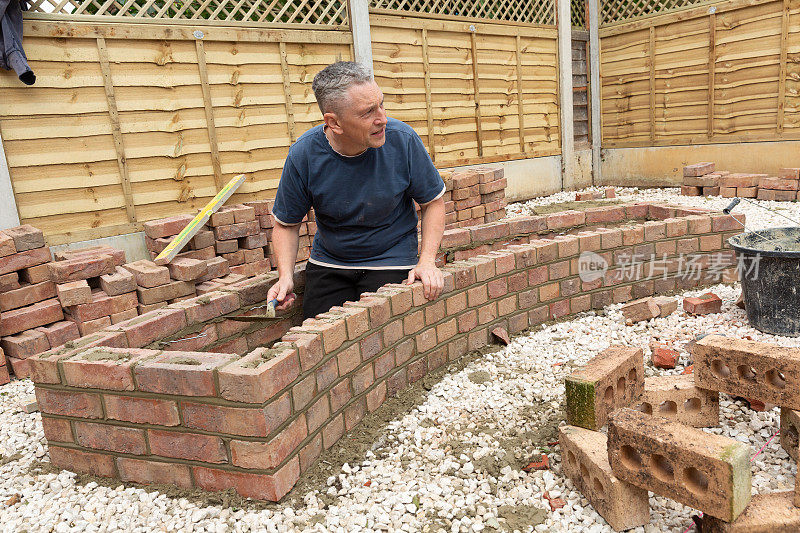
[267,277,297,312]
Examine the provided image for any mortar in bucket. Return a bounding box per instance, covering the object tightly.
[725,199,800,337]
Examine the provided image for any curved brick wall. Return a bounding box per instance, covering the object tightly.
[28,203,745,501]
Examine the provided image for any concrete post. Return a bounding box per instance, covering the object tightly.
[348,0,374,75]
[0,128,21,229]
[588,0,602,185]
[557,0,575,190]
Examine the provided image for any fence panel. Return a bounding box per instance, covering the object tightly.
[600,0,800,148]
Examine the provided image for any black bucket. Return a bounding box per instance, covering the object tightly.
[728,227,800,337]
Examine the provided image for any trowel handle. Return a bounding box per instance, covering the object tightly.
[723,198,741,215]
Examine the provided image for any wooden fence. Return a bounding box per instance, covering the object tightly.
[599,0,800,148]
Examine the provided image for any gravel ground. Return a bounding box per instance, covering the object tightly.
[2,187,800,533]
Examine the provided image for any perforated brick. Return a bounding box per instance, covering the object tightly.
[635,374,719,427]
[702,491,800,532]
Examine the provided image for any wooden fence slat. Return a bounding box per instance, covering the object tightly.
[777,0,788,134]
[469,28,484,157]
[96,36,137,224]
[195,38,225,192]
[278,41,298,143]
[649,25,656,142]
[421,28,436,162]
[516,33,526,152]
[708,13,716,138]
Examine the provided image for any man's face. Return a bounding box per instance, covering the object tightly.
[327,81,388,150]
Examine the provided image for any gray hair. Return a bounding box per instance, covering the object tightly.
[312,61,373,114]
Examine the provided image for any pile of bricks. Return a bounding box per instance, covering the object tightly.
[0,225,71,378]
[28,204,743,501]
[560,331,800,530]
[682,162,800,202]
[575,187,616,201]
[441,167,506,229]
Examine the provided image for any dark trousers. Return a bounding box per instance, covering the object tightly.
[302,262,410,320]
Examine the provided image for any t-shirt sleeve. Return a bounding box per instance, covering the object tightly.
[272,155,312,225]
[406,132,445,205]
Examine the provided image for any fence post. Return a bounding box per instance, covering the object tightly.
[348,0,374,74]
[587,0,602,184]
[557,0,574,190]
[0,129,21,230]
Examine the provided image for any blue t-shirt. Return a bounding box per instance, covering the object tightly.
[272,118,445,269]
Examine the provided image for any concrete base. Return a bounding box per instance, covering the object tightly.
[49,232,150,264]
[600,140,800,187]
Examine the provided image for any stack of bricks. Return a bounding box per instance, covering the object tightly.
[757,168,800,201]
[0,225,67,378]
[681,162,727,197]
[441,167,507,229]
[29,204,743,500]
[122,260,198,314]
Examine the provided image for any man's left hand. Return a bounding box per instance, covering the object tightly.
[406,261,444,300]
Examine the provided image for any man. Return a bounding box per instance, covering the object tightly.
[267,61,446,320]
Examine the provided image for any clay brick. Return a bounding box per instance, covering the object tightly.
[620,297,659,324]
[49,446,117,478]
[608,408,751,522]
[0,271,20,291]
[585,206,626,225]
[35,388,103,418]
[1,329,50,359]
[165,258,207,281]
[322,413,345,449]
[213,220,260,241]
[110,308,138,325]
[184,393,291,438]
[218,346,299,403]
[4,225,45,252]
[149,429,227,463]
[760,177,799,191]
[115,457,192,489]
[403,309,425,335]
[6,356,29,378]
[684,293,722,315]
[720,186,737,198]
[56,280,91,307]
[32,322,76,352]
[121,260,170,288]
[0,298,63,336]
[73,421,147,455]
[61,346,155,390]
[507,215,546,235]
[2,280,57,312]
[0,232,15,258]
[55,246,126,266]
[143,214,193,239]
[171,292,240,326]
[215,239,239,254]
[282,331,323,372]
[635,374,719,427]
[41,416,73,442]
[344,396,367,431]
[135,351,235,396]
[682,185,702,196]
[136,280,195,305]
[703,491,800,532]
[230,417,307,470]
[684,162,715,177]
[105,394,179,426]
[49,255,115,284]
[565,346,644,430]
[75,316,111,336]
[559,425,649,531]
[195,456,300,502]
[780,408,800,461]
[367,381,387,412]
[114,308,186,347]
[737,186,758,198]
[0,247,51,276]
[547,210,586,230]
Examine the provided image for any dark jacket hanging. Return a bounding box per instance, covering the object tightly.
[0,0,35,85]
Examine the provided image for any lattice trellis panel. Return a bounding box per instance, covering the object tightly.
[370,0,556,26]
[601,0,712,24]
[571,0,585,27]
[26,0,349,25]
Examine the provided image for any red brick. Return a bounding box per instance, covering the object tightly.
[244,319,292,351]
[0,298,64,336]
[1,329,50,359]
[49,446,117,478]
[74,421,146,454]
[330,379,352,412]
[149,429,227,463]
[115,308,187,348]
[5,356,27,378]
[283,331,323,372]
[105,395,180,426]
[121,260,170,288]
[344,396,367,431]
[0,247,50,277]
[117,458,193,489]
[294,317,346,354]
[386,368,408,396]
[231,418,306,470]
[367,381,387,412]
[651,344,678,369]
[408,355,428,382]
[60,346,153,390]
[143,214,194,239]
[56,280,91,307]
[135,351,235,396]
[68,290,138,322]
[4,225,44,252]
[0,232,15,257]
[137,280,195,305]
[440,228,471,249]
[1,281,57,312]
[213,220,260,240]
[183,394,291,437]
[41,416,73,442]
[194,456,299,502]
[0,272,20,291]
[344,295,391,329]
[110,308,138,325]
[395,338,414,365]
[683,293,722,314]
[74,316,111,336]
[546,210,585,230]
[323,413,345,449]
[219,346,299,403]
[49,255,115,284]
[35,388,102,418]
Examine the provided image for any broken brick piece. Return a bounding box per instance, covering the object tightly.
[683,293,722,315]
[559,425,649,531]
[650,343,679,369]
[701,491,800,532]
[635,374,719,427]
[651,296,678,318]
[608,408,750,522]
[99,267,137,296]
[779,407,800,462]
[620,297,660,324]
[522,454,549,472]
[565,345,644,430]
[57,280,92,307]
[491,326,510,345]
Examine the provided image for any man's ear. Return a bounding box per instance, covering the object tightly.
[323,112,344,135]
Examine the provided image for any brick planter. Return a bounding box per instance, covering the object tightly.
[29,202,743,501]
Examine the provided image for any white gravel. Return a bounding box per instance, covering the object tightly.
[2,187,799,533]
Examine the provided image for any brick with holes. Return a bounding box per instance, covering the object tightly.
[565,346,645,430]
[634,374,719,427]
[607,408,750,522]
[779,407,800,462]
[694,335,800,411]
[559,425,649,531]
[702,491,800,532]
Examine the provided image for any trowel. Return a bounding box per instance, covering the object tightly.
[229,299,280,322]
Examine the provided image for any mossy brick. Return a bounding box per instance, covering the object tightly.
[193,456,300,502]
[74,421,147,455]
[0,298,64,336]
[559,425,650,531]
[230,417,307,470]
[1,280,57,312]
[217,346,298,403]
[61,347,158,391]
[565,345,644,430]
[49,446,117,478]
[148,429,227,463]
[35,388,103,418]
[182,393,291,437]
[608,408,751,523]
[104,394,180,426]
[695,335,800,410]
[0,247,51,276]
[134,351,236,396]
[635,374,720,427]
